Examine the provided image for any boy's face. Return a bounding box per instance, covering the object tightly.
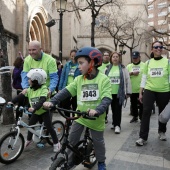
[77,57,90,75]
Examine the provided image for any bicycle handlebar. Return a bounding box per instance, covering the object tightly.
[55,106,98,121]
[6,104,32,115]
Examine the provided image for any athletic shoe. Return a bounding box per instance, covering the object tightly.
[130,117,138,123]
[136,138,147,146]
[53,142,61,152]
[98,162,106,170]
[115,126,120,134]
[111,125,114,130]
[159,132,167,141]
[25,140,32,148]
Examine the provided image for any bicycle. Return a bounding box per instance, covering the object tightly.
[49,106,97,170]
[0,104,65,164]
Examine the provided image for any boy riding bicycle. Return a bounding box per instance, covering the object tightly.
[43,47,112,170]
[8,68,60,152]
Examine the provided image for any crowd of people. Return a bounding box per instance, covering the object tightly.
[9,40,169,170]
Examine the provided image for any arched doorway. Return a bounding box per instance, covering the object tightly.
[98,47,112,54]
[28,7,51,53]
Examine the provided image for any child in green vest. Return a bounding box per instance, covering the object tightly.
[8,68,60,152]
[43,47,112,170]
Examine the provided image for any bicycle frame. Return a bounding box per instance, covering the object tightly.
[51,106,97,168]
[12,118,50,142]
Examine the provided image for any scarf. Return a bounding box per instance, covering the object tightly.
[117,64,125,105]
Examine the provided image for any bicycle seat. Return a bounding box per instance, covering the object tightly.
[0,97,6,106]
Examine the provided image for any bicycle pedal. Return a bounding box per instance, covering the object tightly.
[83,162,93,168]
[83,158,97,168]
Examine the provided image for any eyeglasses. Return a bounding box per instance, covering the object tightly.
[153,46,164,49]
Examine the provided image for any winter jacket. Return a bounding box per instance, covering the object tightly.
[58,61,81,90]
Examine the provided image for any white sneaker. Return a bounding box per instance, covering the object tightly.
[115,126,120,134]
[159,132,167,141]
[53,142,61,152]
[136,138,147,146]
[25,140,32,148]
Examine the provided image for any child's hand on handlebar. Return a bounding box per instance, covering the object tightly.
[6,102,14,108]
[87,109,98,117]
[28,107,35,113]
[43,102,54,109]
[7,102,13,105]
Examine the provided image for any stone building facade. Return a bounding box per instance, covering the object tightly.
[0,0,149,66]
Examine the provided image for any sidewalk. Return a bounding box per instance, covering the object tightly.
[0,101,170,170]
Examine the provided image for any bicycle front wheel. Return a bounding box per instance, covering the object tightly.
[46,120,65,145]
[49,157,66,170]
[0,131,25,164]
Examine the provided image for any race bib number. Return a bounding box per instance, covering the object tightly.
[110,76,120,84]
[68,68,76,76]
[150,68,163,77]
[30,97,39,107]
[132,66,140,72]
[81,84,99,101]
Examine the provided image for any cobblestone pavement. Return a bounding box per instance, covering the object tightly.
[0,101,170,170]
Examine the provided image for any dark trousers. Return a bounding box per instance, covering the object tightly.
[130,93,143,120]
[105,107,109,120]
[27,111,58,144]
[111,94,122,127]
[15,90,24,121]
[140,89,170,140]
[61,96,77,117]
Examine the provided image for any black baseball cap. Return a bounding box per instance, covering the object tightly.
[132,51,140,59]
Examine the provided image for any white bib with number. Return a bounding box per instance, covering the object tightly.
[110,76,120,84]
[132,66,140,72]
[81,84,99,101]
[68,67,76,76]
[150,68,163,77]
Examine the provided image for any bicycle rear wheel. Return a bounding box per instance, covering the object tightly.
[46,120,65,145]
[0,131,24,164]
[73,138,96,168]
[49,157,66,170]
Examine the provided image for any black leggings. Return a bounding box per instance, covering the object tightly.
[111,94,122,127]
[140,89,170,140]
[27,111,58,144]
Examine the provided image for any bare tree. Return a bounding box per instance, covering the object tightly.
[68,0,122,47]
[99,8,146,61]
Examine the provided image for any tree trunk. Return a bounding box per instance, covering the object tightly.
[0,51,14,125]
[1,73,14,125]
[91,11,95,47]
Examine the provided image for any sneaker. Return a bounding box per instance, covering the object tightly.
[53,142,61,152]
[136,138,147,146]
[159,132,167,141]
[111,125,114,130]
[98,162,106,170]
[25,140,32,148]
[130,117,138,123]
[115,126,120,134]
